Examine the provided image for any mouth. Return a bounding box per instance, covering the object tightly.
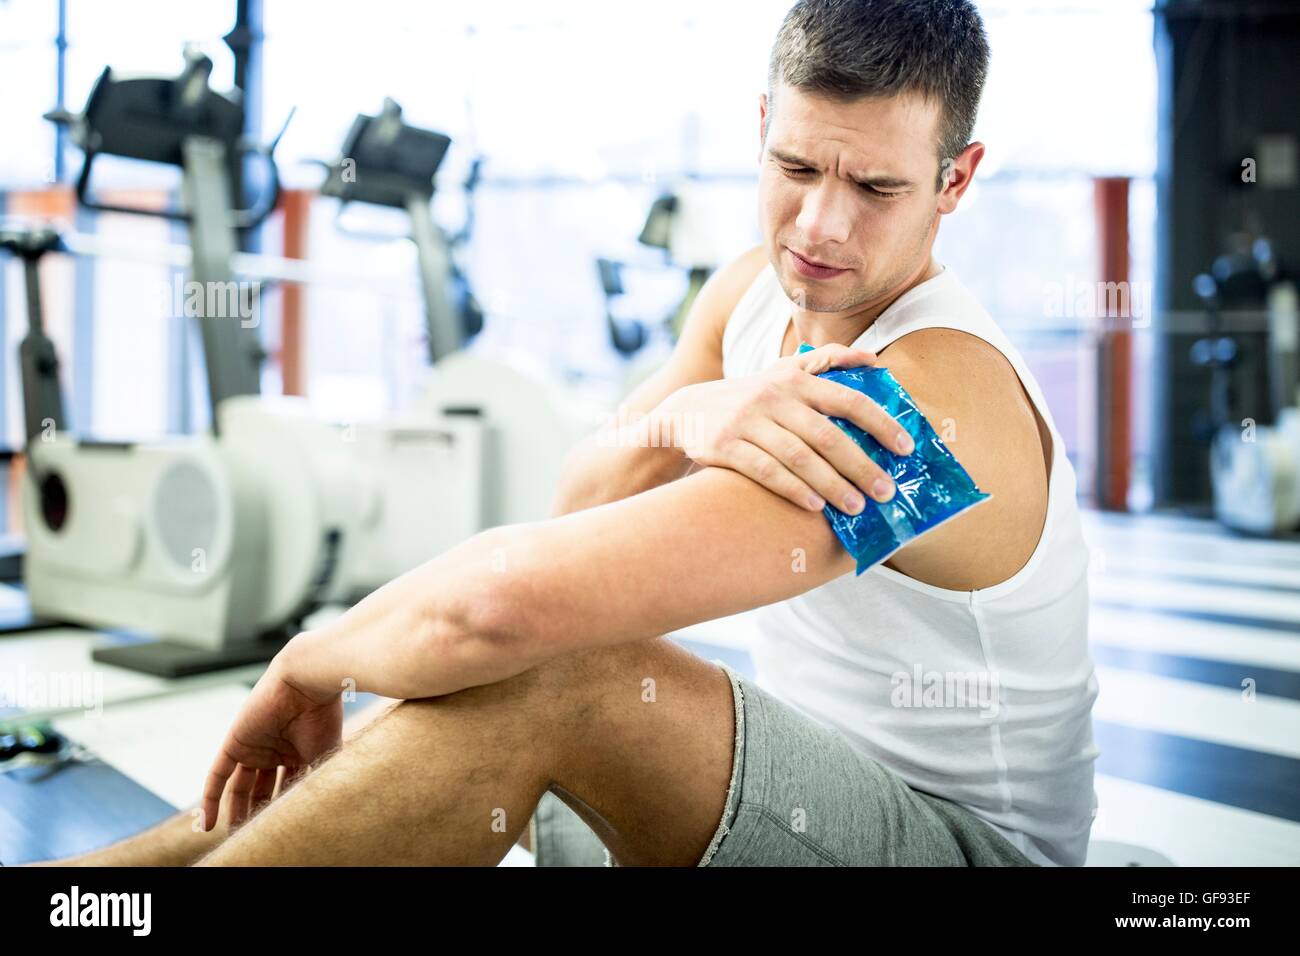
[786,247,850,280]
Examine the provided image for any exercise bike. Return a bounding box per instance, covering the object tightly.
[318,98,597,530]
[1195,239,1300,535]
[5,51,484,674]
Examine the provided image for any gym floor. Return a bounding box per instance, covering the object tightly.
[2,507,1297,867]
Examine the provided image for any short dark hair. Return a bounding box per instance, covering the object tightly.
[767,0,990,187]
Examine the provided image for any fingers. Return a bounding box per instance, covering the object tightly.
[251,767,278,817]
[228,765,283,830]
[710,343,904,512]
[773,400,897,509]
[271,764,289,800]
[743,417,863,513]
[791,345,914,459]
[729,439,826,512]
[794,342,878,375]
[200,748,240,832]
[227,763,258,830]
[804,375,916,459]
[784,344,915,460]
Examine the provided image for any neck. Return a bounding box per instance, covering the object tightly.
[790,254,942,350]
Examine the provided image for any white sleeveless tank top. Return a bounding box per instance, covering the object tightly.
[722,262,1100,867]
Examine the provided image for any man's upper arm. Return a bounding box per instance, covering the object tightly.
[485,325,1047,663]
[872,329,1051,592]
[616,244,769,413]
[493,464,855,661]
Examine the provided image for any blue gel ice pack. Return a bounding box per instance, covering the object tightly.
[799,343,992,574]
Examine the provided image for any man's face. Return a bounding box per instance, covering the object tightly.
[758,82,948,314]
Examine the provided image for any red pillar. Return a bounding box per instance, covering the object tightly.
[1094,177,1133,512]
[279,188,311,396]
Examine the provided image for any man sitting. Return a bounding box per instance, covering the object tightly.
[38,0,1096,868]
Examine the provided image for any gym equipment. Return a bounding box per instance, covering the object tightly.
[1195,240,1300,535]
[595,257,649,358]
[6,65,597,669]
[11,52,308,668]
[9,50,483,674]
[596,188,718,360]
[0,721,80,774]
[637,187,719,341]
[597,182,744,397]
[320,99,596,530]
[1211,407,1300,535]
[317,97,477,363]
[45,49,279,417]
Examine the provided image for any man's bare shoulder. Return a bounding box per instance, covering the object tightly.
[874,327,1051,592]
[715,243,772,296]
[691,244,771,344]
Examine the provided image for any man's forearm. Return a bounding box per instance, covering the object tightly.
[281,461,853,704]
[278,409,700,703]
[279,527,516,702]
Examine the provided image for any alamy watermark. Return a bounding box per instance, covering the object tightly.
[149,275,262,328]
[890,664,1000,719]
[0,667,104,717]
[595,406,703,449]
[50,886,151,936]
[1043,274,1152,330]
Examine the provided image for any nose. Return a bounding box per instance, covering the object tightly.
[794,179,852,247]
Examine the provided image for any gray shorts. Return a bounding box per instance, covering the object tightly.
[533,662,1038,867]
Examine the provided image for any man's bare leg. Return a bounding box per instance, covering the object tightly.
[30,696,401,867]
[198,637,736,866]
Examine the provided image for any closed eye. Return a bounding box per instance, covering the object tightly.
[780,164,902,199]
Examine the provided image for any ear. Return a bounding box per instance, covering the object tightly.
[758,93,769,163]
[937,142,985,214]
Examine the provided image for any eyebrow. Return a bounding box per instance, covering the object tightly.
[767,147,915,191]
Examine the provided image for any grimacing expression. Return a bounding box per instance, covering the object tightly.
[758,82,948,314]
